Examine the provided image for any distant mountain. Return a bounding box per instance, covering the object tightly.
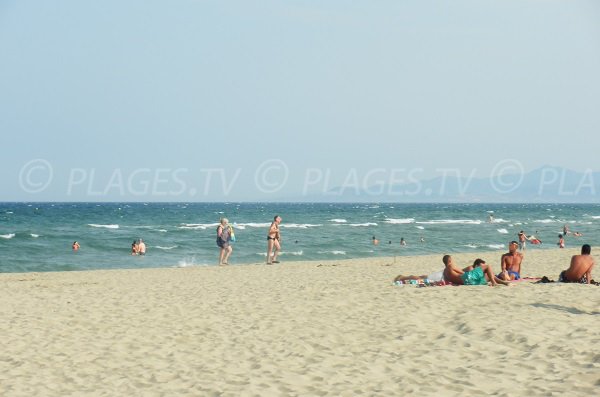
[310,166,600,203]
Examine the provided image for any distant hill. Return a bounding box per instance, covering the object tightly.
[305,166,600,202]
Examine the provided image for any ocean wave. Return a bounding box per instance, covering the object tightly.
[234,222,270,229]
[282,224,322,229]
[415,226,425,230]
[384,218,415,224]
[88,224,119,229]
[497,229,509,234]
[591,216,600,219]
[0,233,16,239]
[416,219,482,225]
[155,245,178,250]
[349,222,378,227]
[464,244,478,249]
[329,219,347,223]
[178,223,219,230]
[318,250,346,255]
[30,234,40,238]
[487,244,505,249]
[282,250,304,256]
[533,219,557,223]
[155,229,168,233]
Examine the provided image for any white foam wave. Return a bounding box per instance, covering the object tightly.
[329,219,347,223]
[534,219,557,224]
[1,233,15,239]
[415,226,425,230]
[487,244,505,249]
[497,229,509,234]
[178,223,219,230]
[464,244,478,249]
[155,229,168,233]
[384,218,415,224]
[349,222,378,227]
[416,219,482,225]
[6,211,13,214]
[30,234,40,238]
[282,224,322,229]
[591,216,600,219]
[88,224,119,229]
[155,245,178,250]
[318,250,346,255]
[235,222,270,228]
[282,250,304,256]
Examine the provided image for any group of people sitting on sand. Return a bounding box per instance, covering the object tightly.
[394,241,595,286]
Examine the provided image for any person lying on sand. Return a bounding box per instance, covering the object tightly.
[559,244,595,284]
[443,255,511,286]
[394,269,444,284]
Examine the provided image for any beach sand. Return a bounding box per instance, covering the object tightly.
[1,248,599,396]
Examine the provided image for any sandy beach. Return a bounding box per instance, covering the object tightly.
[1,248,599,396]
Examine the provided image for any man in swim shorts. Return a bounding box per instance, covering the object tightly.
[559,244,595,284]
[498,241,523,280]
[443,255,510,286]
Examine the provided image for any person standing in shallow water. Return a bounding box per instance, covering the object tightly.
[266,215,282,264]
[216,218,233,265]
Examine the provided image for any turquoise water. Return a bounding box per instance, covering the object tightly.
[1,202,599,273]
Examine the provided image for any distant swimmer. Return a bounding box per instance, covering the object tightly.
[400,237,406,246]
[266,215,282,264]
[138,239,146,255]
[488,213,495,223]
[559,244,595,284]
[372,236,379,246]
[563,224,570,236]
[388,240,392,245]
[72,241,80,251]
[131,240,139,255]
[420,237,425,243]
[573,231,583,237]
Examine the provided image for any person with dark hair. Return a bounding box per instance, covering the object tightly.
[372,236,379,246]
[498,241,524,280]
[72,241,80,251]
[131,240,139,255]
[557,234,565,249]
[266,215,282,264]
[559,244,595,284]
[443,255,510,286]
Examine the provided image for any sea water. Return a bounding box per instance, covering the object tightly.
[1,202,599,273]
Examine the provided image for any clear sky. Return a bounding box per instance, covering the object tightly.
[1,0,599,201]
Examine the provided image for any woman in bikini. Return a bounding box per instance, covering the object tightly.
[266,215,282,264]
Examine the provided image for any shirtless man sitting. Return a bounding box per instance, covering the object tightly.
[498,241,523,281]
[559,244,595,284]
[443,255,510,286]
